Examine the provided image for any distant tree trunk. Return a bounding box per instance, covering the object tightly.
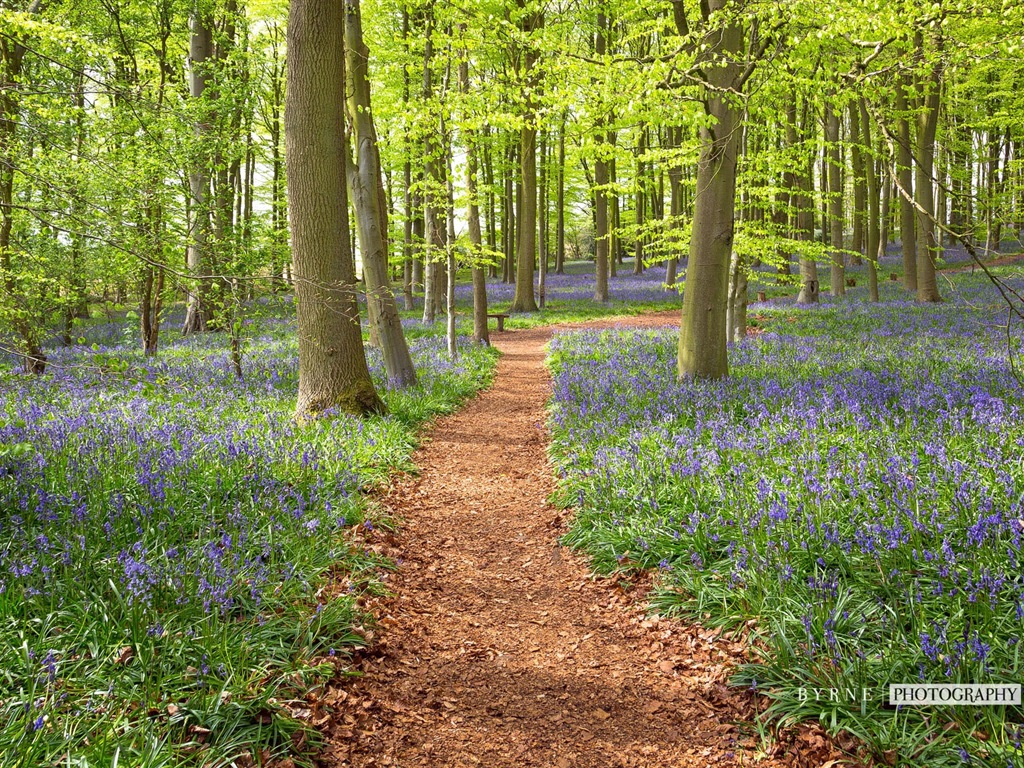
[985,128,1009,254]
[859,98,880,302]
[592,10,609,303]
[503,142,516,285]
[609,133,618,278]
[787,99,818,304]
[401,6,414,310]
[634,126,646,274]
[665,127,682,289]
[538,129,548,309]
[344,0,417,387]
[462,62,489,344]
[878,158,891,263]
[556,114,566,273]
[914,33,941,303]
[286,0,383,416]
[446,141,458,359]
[483,127,498,277]
[849,101,866,267]
[183,7,213,336]
[511,1,540,312]
[421,13,440,324]
[825,102,845,297]
[895,74,918,292]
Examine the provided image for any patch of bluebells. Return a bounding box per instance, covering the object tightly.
[0,307,496,764]
[451,261,681,307]
[548,269,1024,765]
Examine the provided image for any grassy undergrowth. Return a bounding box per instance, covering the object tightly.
[0,306,497,767]
[548,268,1024,767]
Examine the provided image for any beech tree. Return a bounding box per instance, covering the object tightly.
[344,0,417,388]
[286,0,383,416]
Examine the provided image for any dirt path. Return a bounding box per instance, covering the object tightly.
[318,313,834,768]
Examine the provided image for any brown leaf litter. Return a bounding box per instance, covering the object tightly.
[314,311,858,768]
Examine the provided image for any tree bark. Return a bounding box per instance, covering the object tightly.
[677,3,743,380]
[556,113,566,273]
[858,98,880,301]
[788,98,818,304]
[849,101,866,267]
[183,7,213,335]
[634,126,646,274]
[914,33,941,303]
[344,0,417,387]
[592,10,609,303]
[825,102,845,297]
[510,48,539,313]
[895,74,918,292]
[286,0,383,416]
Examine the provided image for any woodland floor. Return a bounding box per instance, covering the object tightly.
[317,312,847,768]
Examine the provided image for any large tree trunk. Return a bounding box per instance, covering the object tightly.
[895,75,918,292]
[286,0,383,417]
[344,0,417,387]
[825,102,845,297]
[677,4,742,380]
[183,7,213,336]
[914,33,942,303]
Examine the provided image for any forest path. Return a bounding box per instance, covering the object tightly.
[319,312,814,768]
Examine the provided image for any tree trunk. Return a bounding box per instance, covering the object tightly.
[183,8,213,335]
[895,75,918,292]
[344,0,417,387]
[609,134,618,278]
[286,0,383,416]
[665,127,682,289]
[788,99,818,304]
[825,102,845,297]
[677,4,743,380]
[0,0,46,372]
[878,157,891,263]
[859,98,880,301]
[634,126,646,274]
[401,6,414,310]
[556,113,566,273]
[538,129,548,309]
[511,2,541,313]
[849,101,866,267]
[914,33,941,303]
[446,142,458,359]
[461,50,489,345]
[421,15,441,324]
[592,11,609,303]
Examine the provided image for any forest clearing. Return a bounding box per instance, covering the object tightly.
[1,0,1023,766]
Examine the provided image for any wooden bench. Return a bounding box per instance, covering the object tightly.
[487,312,510,332]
